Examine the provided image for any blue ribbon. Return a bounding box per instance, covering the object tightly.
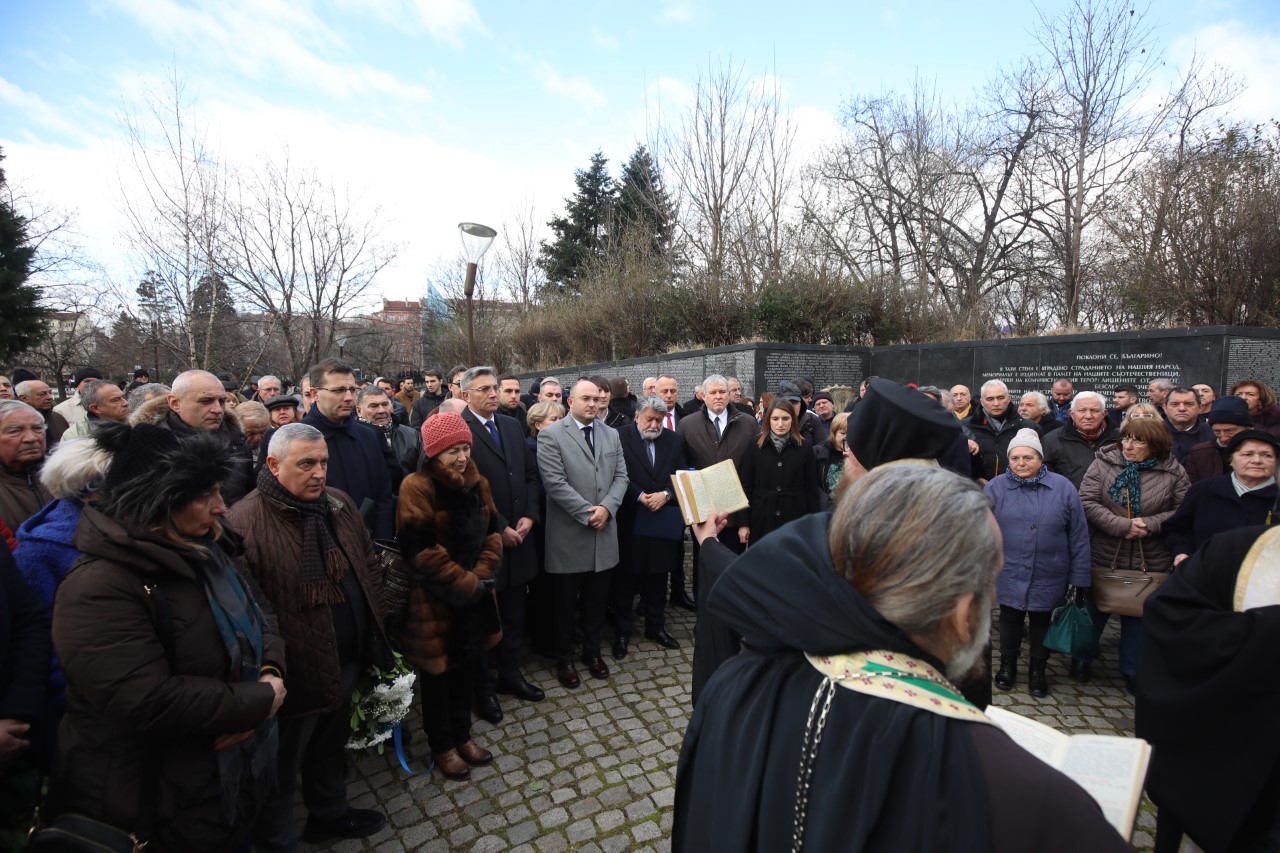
[392,722,431,776]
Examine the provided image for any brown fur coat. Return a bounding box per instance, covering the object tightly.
[396,457,503,674]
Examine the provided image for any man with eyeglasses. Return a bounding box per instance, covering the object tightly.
[130,369,255,506]
[447,364,469,400]
[301,358,394,540]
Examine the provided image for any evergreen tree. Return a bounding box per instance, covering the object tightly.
[538,151,616,292]
[615,144,674,259]
[0,148,48,362]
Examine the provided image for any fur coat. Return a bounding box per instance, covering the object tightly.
[396,457,503,675]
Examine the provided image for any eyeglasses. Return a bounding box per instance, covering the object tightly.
[318,386,358,395]
[466,384,497,395]
[1126,413,1158,420]
[1120,437,1148,445]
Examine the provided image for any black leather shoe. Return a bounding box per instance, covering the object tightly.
[612,635,629,660]
[556,663,581,689]
[1028,660,1049,698]
[670,591,697,612]
[303,808,387,841]
[995,660,1017,691]
[474,693,503,725]
[581,655,610,680]
[1069,659,1092,684]
[495,676,545,703]
[644,630,680,650]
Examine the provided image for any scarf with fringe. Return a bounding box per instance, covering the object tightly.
[256,466,347,607]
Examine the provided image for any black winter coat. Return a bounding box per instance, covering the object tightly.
[968,409,1042,481]
[461,409,541,590]
[1042,421,1121,488]
[741,437,820,544]
[1163,475,1278,560]
[301,409,394,540]
[0,544,49,734]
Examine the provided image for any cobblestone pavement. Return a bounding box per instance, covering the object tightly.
[300,583,1155,853]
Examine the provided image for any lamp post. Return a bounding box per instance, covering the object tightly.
[458,222,497,364]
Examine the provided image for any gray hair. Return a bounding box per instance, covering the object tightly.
[919,386,955,411]
[1071,391,1106,410]
[41,435,113,499]
[829,464,999,639]
[1019,391,1051,417]
[258,374,281,388]
[634,395,667,418]
[357,386,389,406]
[702,374,726,392]
[80,379,118,412]
[1151,378,1175,393]
[0,399,41,423]
[127,383,170,411]
[979,379,1009,397]
[268,423,325,461]
[460,366,496,391]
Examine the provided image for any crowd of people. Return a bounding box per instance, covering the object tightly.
[0,359,1277,852]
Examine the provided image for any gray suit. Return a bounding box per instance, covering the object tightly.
[537,416,629,574]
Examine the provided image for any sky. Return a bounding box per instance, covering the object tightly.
[2,0,1279,312]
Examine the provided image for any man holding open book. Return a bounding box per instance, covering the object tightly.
[674,463,1130,852]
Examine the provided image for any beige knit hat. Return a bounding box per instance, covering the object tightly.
[1007,427,1043,458]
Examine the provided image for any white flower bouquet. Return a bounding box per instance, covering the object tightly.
[346,651,416,753]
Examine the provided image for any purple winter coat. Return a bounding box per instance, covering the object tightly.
[985,470,1092,612]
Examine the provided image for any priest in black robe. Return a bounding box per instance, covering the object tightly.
[675,463,1127,853]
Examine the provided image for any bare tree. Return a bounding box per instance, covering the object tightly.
[222,154,397,382]
[491,198,545,313]
[1026,0,1170,329]
[117,68,228,368]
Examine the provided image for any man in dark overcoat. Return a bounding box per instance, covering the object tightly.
[458,366,544,722]
[611,396,686,659]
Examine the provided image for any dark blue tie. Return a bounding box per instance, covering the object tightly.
[486,419,502,449]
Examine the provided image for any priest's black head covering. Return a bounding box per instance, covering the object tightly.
[846,378,961,469]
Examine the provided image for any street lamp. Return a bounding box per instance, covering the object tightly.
[458,222,497,364]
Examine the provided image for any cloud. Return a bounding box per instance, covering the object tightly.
[533,61,606,108]
[410,0,486,47]
[591,28,619,53]
[1170,21,1280,124]
[656,2,694,24]
[108,0,430,101]
[0,76,87,141]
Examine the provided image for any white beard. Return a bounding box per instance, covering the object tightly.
[945,599,992,684]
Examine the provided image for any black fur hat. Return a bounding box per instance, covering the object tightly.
[94,422,241,528]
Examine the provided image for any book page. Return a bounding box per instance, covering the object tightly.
[697,459,749,516]
[671,470,705,525]
[985,707,1070,767]
[1059,736,1151,839]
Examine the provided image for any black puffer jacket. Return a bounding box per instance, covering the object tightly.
[967,409,1041,481]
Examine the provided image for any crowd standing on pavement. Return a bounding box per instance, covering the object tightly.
[0,359,1277,852]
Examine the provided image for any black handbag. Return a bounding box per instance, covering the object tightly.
[373,538,412,627]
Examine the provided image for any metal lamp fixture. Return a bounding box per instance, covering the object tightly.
[458,222,497,363]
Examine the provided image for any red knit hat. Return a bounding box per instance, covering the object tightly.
[422,412,473,458]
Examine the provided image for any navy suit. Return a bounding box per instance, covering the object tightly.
[462,408,542,686]
[613,425,686,638]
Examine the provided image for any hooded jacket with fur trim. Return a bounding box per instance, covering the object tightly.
[129,395,254,506]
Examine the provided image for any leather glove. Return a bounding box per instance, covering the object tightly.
[1072,586,1091,606]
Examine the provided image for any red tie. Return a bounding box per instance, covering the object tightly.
[665,411,674,431]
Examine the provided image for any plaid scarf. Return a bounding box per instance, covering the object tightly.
[255,466,348,608]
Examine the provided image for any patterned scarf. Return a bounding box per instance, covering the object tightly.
[1003,464,1050,488]
[1108,457,1159,516]
[255,466,348,607]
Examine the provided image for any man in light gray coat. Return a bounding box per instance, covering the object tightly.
[538,378,629,689]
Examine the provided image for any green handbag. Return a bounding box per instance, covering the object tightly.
[1043,592,1098,658]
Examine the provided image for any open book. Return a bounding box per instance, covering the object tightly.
[986,706,1151,840]
[670,459,749,525]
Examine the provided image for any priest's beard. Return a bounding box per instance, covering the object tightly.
[945,595,992,684]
